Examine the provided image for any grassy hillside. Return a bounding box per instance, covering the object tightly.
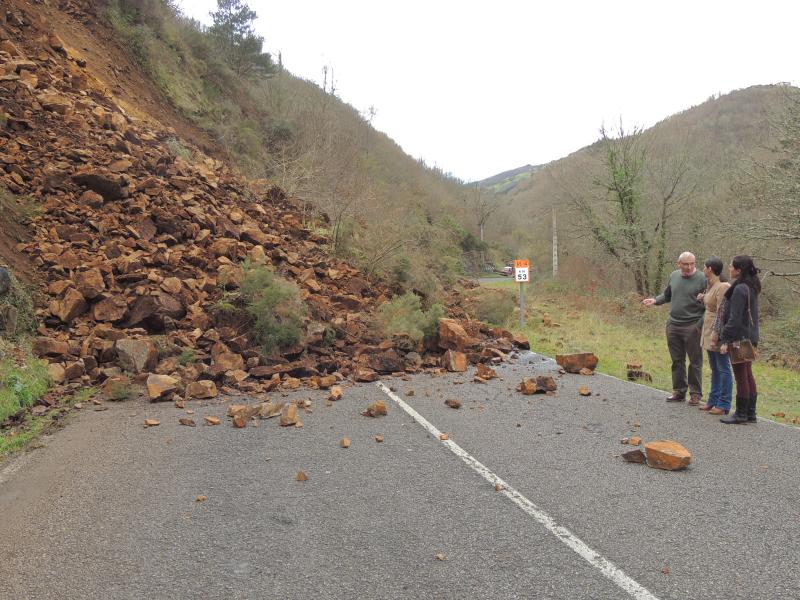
[474,164,542,194]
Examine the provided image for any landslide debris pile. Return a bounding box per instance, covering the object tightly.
[0,6,528,401]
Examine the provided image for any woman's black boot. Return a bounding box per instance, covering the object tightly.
[721,397,749,424]
[747,394,758,422]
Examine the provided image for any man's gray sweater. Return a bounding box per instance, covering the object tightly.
[654,270,706,325]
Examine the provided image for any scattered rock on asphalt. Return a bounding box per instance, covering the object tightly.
[439,433,449,441]
[178,418,196,427]
[442,349,467,372]
[340,437,351,448]
[296,471,308,481]
[186,380,218,399]
[579,386,591,396]
[146,374,179,402]
[328,386,343,402]
[622,448,646,463]
[556,352,599,374]
[445,398,461,409]
[518,376,557,395]
[203,416,221,426]
[475,363,498,380]
[144,419,160,427]
[645,440,692,471]
[362,400,387,417]
[629,436,642,446]
[196,495,207,503]
[279,403,299,426]
[374,435,384,443]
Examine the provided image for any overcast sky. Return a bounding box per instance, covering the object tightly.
[176,0,799,182]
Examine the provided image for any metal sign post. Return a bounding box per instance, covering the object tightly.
[514,259,530,327]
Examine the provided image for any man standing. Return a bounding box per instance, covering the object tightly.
[642,252,707,404]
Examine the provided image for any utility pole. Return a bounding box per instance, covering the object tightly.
[552,206,558,279]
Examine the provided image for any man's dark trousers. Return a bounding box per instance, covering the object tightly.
[666,320,703,395]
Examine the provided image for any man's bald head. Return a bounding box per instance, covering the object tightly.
[677,252,697,277]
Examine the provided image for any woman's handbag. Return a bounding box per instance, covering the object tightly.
[729,339,758,364]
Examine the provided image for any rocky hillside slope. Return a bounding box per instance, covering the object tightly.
[0,2,527,408]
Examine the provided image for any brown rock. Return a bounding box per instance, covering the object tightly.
[179,418,196,427]
[629,436,643,446]
[296,471,308,482]
[204,416,221,426]
[622,448,646,464]
[340,437,351,449]
[146,374,179,402]
[232,415,247,428]
[579,367,594,376]
[115,338,158,373]
[328,386,343,401]
[518,376,557,395]
[186,380,218,399]
[72,170,125,201]
[312,374,337,390]
[64,361,85,381]
[47,363,66,384]
[50,288,88,323]
[579,386,591,397]
[74,269,105,300]
[476,363,497,380]
[442,350,467,372]
[645,440,692,471]
[445,398,462,409]
[438,318,471,352]
[124,294,186,332]
[512,334,530,350]
[93,295,129,322]
[363,400,387,417]
[214,352,245,372]
[32,337,70,358]
[280,403,299,426]
[354,367,378,382]
[556,352,599,374]
[144,419,160,427]
[374,435,385,443]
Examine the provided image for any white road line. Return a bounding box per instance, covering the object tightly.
[376,381,661,600]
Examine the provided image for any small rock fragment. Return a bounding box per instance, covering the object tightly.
[232,415,247,428]
[629,436,642,446]
[280,403,299,426]
[340,437,351,448]
[495,483,504,492]
[579,386,591,396]
[204,416,221,426]
[328,386,343,401]
[196,495,207,503]
[296,471,308,481]
[439,433,449,441]
[144,419,160,427]
[362,400,387,417]
[622,448,646,463]
[445,398,461,409]
[374,435,385,443]
[178,418,196,427]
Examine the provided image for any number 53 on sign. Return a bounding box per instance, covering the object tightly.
[514,259,530,283]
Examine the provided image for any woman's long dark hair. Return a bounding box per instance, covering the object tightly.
[726,255,761,297]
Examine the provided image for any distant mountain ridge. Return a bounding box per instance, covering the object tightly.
[473,164,542,194]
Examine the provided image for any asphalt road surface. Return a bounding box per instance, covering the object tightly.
[1,353,798,599]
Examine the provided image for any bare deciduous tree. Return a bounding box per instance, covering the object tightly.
[736,91,800,286]
[570,124,695,296]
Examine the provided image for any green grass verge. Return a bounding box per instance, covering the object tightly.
[0,386,97,457]
[483,280,800,425]
[0,350,50,423]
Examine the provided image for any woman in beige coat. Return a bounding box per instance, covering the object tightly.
[697,257,732,414]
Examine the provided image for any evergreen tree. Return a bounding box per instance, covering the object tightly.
[209,0,274,77]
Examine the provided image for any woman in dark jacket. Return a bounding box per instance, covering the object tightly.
[719,255,761,424]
